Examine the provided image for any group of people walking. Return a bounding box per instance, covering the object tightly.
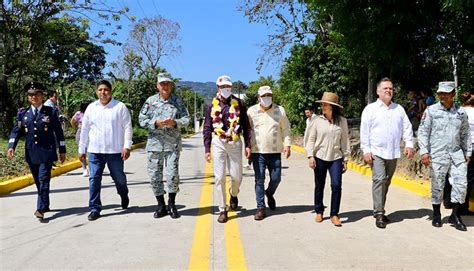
[6,75,472,232]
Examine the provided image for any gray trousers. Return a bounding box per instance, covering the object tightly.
[147,151,180,196]
[371,156,397,215]
[431,161,467,204]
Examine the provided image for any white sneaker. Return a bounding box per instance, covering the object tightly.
[82,169,89,177]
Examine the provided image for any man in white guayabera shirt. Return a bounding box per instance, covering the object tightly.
[247,85,291,221]
[79,80,133,221]
[360,77,414,229]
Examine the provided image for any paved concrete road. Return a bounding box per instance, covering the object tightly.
[1,134,473,270]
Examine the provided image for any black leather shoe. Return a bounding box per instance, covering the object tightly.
[382,215,390,223]
[448,214,467,231]
[121,196,129,209]
[375,214,386,229]
[168,205,180,219]
[432,215,442,227]
[34,210,44,219]
[265,190,276,210]
[229,195,238,210]
[88,211,100,221]
[154,205,168,218]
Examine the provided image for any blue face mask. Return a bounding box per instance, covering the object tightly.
[220,88,232,98]
[260,96,272,107]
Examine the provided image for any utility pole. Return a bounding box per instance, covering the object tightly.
[194,90,199,132]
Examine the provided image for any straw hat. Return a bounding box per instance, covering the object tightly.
[316,92,343,108]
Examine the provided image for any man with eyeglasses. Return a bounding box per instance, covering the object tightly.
[7,82,67,220]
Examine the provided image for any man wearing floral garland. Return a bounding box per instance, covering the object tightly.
[203,75,252,223]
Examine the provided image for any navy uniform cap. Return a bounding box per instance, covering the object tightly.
[25,81,46,94]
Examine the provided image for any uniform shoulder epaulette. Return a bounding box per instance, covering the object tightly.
[17,107,27,118]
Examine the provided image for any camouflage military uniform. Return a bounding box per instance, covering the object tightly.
[138,93,189,196]
[418,102,472,204]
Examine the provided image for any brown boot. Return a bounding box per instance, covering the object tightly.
[217,211,228,223]
[330,215,342,227]
[254,208,266,221]
[315,213,323,223]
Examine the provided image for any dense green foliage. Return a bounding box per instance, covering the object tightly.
[0,0,129,136]
[242,0,473,133]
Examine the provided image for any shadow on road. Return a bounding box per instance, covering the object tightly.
[387,208,432,223]
[40,204,121,222]
[1,181,150,198]
[235,205,314,220]
[339,209,373,223]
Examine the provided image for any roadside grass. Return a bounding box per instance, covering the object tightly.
[0,127,149,182]
[0,137,79,182]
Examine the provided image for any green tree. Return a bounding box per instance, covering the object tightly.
[244,76,277,107]
[176,85,204,132]
[0,0,130,137]
[232,80,248,99]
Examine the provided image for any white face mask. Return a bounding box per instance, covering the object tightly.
[220,88,232,99]
[260,96,272,107]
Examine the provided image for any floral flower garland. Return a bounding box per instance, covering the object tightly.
[211,97,240,142]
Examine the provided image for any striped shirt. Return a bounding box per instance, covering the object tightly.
[78,98,133,154]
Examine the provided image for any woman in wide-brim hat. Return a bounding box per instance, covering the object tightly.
[304,91,350,227]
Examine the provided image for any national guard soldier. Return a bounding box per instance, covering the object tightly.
[418,81,471,231]
[138,72,190,219]
[7,82,67,220]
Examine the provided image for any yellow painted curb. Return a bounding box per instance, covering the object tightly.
[131,142,146,150]
[291,145,306,154]
[0,160,82,195]
[292,145,432,199]
[0,142,147,195]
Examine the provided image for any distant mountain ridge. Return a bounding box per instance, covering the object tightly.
[177,81,216,100]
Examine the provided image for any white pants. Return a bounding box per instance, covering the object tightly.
[212,136,243,212]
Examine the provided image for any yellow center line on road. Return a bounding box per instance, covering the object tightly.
[225,185,247,271]
[188,162,213,271]
[188,161,248,270]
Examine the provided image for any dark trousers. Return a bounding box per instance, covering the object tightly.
[28,161,53,212]
[313,157,343,216]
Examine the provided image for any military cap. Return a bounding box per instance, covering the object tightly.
[24,81,46,94]
[157,72,173,84]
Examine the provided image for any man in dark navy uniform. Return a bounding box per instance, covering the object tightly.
[7,82,67,220]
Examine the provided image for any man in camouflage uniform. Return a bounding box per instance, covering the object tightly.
[418,81,471,231]
[139,72,189,219]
